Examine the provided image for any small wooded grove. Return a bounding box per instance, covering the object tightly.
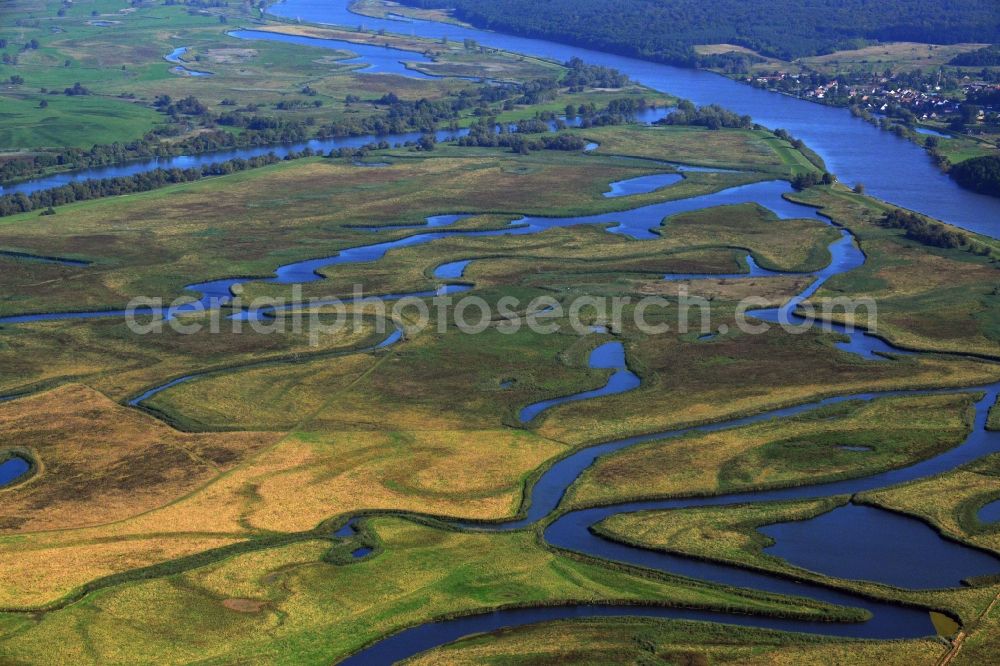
[400,0,1000,64]
[949,156,1000,198]
[879,209,971,250]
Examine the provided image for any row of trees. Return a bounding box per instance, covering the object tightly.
[0,82,518,185]
[0,154,288,218]
[879,209,969,249]
[456,117,588,153]
[657,101,753,130]
[456,97,650,153]
[949,45,1000,67]
[562,57,630,88]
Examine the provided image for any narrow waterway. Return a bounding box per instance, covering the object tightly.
[0,178,825,325]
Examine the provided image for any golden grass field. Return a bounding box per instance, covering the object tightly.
[234,429,568,531]
[565,393,977,508]
[0,517,862,663]
[402,616,948,665]
[0,384,278,533]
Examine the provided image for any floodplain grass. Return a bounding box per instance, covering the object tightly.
[935,135,1000,167]
[591,497,1000,626]
[0,311,386,401]
[563,393,977,509]
[0,532,250,611]
[141,349,382,432]
[146,290,1000,451]
[857,452,1000,557]
[791,186,1000,358]
[0,394,564,606]
[237,429,570,531]
[243,23,562,83]
[0,383,279,534]
[578,124,820,175]
[596,497,848,575]
[1,25,999,659]
[0,149,768,317]
[0,516,867,663]
[9,316,985,611]
[0,0,565,153]
[401,615,947,665]
[639,275,814,306]
[237,197,836,305]
[532,312,1000,445]
[0,94,165,150]
[659,202,839,272]
[145,322,607,432]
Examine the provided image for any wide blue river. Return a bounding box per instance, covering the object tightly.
[3,0,996,238]
[264,0,999,238]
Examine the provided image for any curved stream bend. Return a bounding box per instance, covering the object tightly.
[330,193,1000,661]
[2,112,995,655]
[268,0,1000,239]
[341,366,1000,664]
[0,178,824,327]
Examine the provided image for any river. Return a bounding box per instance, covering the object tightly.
[5,0,996,238]
[265,0,1000,239]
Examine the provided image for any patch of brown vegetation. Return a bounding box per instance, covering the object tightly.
[222,598,267,613]
[0,384,281,533]
[205,48,257,64]
[638,276,812,304]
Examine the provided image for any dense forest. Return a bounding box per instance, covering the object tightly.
[949,44,1000,67]
[949,155,1000,198]
[399,0,1000,64]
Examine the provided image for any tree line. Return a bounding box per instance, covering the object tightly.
[656,101,753,130]
[878,209,970,250]
[457,97,650,152]
[949,45,1000,67]
[398,0,999,64]
[0,154,289,218]
[0,79,565,186]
